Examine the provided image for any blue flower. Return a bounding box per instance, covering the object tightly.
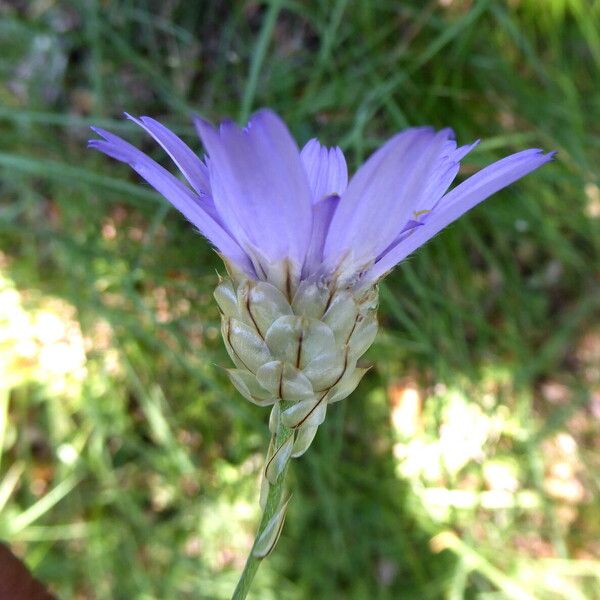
[89,109,553,287]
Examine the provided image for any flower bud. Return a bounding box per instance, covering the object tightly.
[216,277,378,468]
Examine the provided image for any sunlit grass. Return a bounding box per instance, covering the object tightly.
[0,1,599,598]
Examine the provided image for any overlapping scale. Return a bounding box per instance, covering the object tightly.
[215,276,378,485]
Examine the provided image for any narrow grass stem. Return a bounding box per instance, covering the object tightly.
[232,410,292,600]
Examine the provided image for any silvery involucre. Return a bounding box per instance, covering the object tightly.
[215,267,378,466]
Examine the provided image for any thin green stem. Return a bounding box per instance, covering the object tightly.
[232,408,292,600]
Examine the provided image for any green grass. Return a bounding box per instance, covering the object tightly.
[0,1,599,598]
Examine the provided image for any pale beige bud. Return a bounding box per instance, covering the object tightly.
[215,276,378,463]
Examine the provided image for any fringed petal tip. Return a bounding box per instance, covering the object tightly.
[300,138,348,202]
[192,114,214,139]
[87,120,255,275]
[88,125,110,144]
[359,145,556,285]
[87,133,133,163]
[323,126,463,273]
[455,139,480,162]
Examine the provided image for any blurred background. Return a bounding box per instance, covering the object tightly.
[0,1,599,598]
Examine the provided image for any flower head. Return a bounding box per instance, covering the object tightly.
[89,110,553,292]
[88,109,554,456]
[89,110,554,545]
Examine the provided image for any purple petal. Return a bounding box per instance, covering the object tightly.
[411,140,480,216]
[300,139,348,202]
[88,127,254,274]
[378,139,480,260]
[372,220,425,264]
[194,109,313,272]
[303,193,341,278]
[400,219,425,233]
[323,127,456,274]
[362,149,555,283]
[453,140,480,162]
[125,114,211,198]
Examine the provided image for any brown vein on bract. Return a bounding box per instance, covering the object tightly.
[288,347,351,430]
[253,496,291,559]
[295,328,304,369]
[262,503,288,557]
[278,367,284,401]
[292,347,352,427]
[292,390,329,429]
[245,288,264,339]
[285,262,292,302]
[314,346,349,394]
[344,313,361,346]
[322,283,337,314]
[225,318,253,373]
[264,435,292,481]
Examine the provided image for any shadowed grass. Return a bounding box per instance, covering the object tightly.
[0,1,598,598]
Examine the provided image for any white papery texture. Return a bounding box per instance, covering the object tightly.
[215,274,378,457]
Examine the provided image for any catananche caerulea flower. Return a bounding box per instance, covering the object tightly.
[89,110,553,494]
[89,110,553,290]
